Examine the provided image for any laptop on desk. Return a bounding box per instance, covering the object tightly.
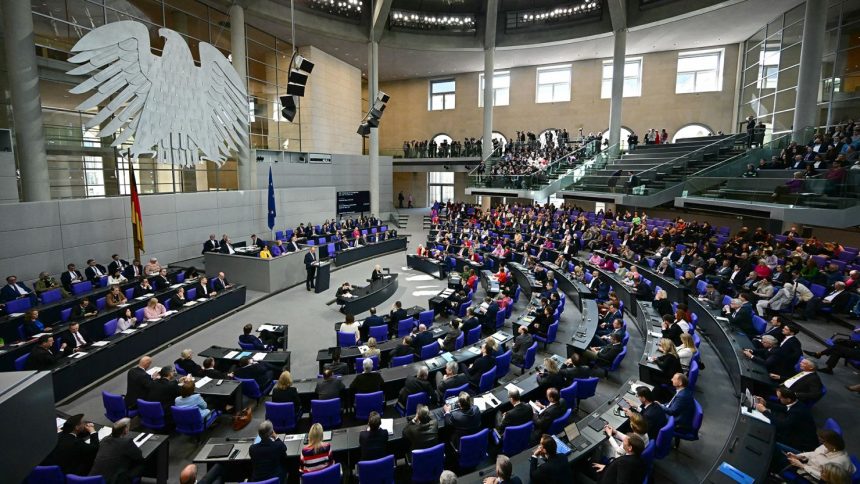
[563,422,590,451]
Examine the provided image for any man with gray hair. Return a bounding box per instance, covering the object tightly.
[440,470,458,484]
[436,360,469,401]
[773,358,823,404]
[496,387,533,436]
[484,455,522,484]
[88,417,145,482]
[411,323,434,351]
[349,357,385,396]
[249,420,287,482]
[399,364,435,407]
[743,335,780,374]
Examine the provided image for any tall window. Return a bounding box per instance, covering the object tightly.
[429,171,455,204]
[757,47,780,89]
[479,71,510,107]
[676,49,724,93]
[672,124,713,143]
[536,65,571,103]
[601,58,642,98]
[429,79,456,111]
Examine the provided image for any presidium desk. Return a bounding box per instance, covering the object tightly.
[204,237,408,293]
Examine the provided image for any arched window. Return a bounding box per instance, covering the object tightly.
[539,128,561,149]
[432,133,453,146]
[672,124,714,143]
[600,126,633,151]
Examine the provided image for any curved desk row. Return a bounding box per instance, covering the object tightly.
[595,250,687,303]
[406,254,448,279]
[337,274,399,315]
[333,237,407,267]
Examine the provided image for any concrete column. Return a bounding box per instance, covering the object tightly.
[369,41,380,216]
[229,3,253,190]
[2,0,50,201]
[482,48,494,161]
[608,28,627,155]
[791,0,827,141]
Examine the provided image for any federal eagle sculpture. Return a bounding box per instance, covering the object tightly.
[67,20,248,167]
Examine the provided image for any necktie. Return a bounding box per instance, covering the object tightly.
[74,332,85,346]
[93,266,102,276]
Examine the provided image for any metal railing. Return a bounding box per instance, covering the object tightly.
[678,173,860,210]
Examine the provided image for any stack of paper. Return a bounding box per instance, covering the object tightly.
[252,352,267,361]
[467,346,481,354]
[90,341,110,348]
[380,418,394,435]
[97,427,112,441]
[184,300,198,306]
[529,401,544,414]
[120,329,137,334]
[146,367,161,376]
[133,433,154,447]
[195,377,212,389]
[224,351,239,359]
[70,351,87,359]
[137,324,149,328]
[473,396,487,411]
[258,324,280,332]
[56,417,66,431]
[505,383,524,395]
[9,312,24,317]
[741,406,770,424]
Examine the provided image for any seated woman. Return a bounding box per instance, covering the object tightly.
[336,282,354,298]
[536,357,566,392]
[107,270,127,286]
[259,244,272,259]
[339,314,360,344]
[272,370,302,415]
[786,429,855,482]
[116,307,137,332]
[174,379,211,419]
[362,337,380,358]
[143,297,166,320]
[371,265,384,281]
[650,338,682,400]
[105,285,128,310]
[676,333,698,370]
[602,412,649,460]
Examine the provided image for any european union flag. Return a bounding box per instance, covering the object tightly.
[267,166,276,230]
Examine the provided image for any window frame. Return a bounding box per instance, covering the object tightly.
[428,78,457,111]
[535,64,572,103]
[600,57,643,99]
[478,70,511,107]
[675,48,725,94]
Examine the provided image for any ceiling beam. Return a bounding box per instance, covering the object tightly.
[607,0,627,32]
[371,0,394,42]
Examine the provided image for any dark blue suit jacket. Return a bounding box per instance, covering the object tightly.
[249,437,287,482]
[1,283,32,302]
[664,387,695,430]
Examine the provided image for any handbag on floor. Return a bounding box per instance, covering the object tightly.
[232,408,252,430]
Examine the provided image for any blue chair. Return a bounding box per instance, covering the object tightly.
[465,326,481,345]
[369,325,388,342]
[236,377,274,401]
[475,366,497,393]
[456,428,490,470]
[102,391,136,422]
[396,392,429,417]
[134,308,145,322]
[397,318,415,337]
[496,421,533,456]
[411,444,445,483]
[354,355,380,373]
[495,310,505,330]
[6,297,32,313]
[354,391,384,421]
[136,399,167,431]
[457,301,471,318]
[61,307,73,323]
[695,280,707,295]
[301,462,341,484]
[674,400,703,447]
[186,288,196,300]
[66,476,105,484]
[238,341,257,351]
[71,281,93,295]
[419,341,440,360]
[124,288,134,300]
[641,440,656,482]
[357,455,395,484]
[95,297,106,311]
[173,362,187,376]
[516,342,538,373]
[495,350,512,379]
[390,354,414,367]
[14,353,29,371]
[455,331,465,350]
[103,319,118,337]
[26,465,64,484]
[311,398,342,429]
[824,417,842,436]
[265,401,297,433]
[548,408,572,435]
[418,310,434,327]
[560,381,578,410]
[600,346,627,375]
[751,315,767,335]
[444,383,470,400]
[535,321,558,348]
[338,331,357,347]
[172,405,220,437]
[41,289,62,304]
[17,324,27,341]
[688,359,700,391]
[654,416,676,459]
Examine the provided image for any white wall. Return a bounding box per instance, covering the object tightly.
[0,187,334,282]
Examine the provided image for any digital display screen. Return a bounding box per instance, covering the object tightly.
[337,191,370,214]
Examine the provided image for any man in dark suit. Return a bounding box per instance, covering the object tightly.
[314,368,346,400]
[440,320,462,353]
[239,324,267,350]
[84,259,108,283]
[151,269,171,291]
[234,357,271,390]
[755,387,818,451]
[436,361,469,401]
[202,234,221,254]
[411,324,434,353]
[529,434,574,483]
[88,418,144,483]
[212,272,231,292]
[42,413,99,476]
[361,307,387,342]
[754,315,785,347]
[595,433,647,484]
[304,247,318,291]
[123,259,143,280]
[663,373,695,432]
[219,237,236,254]
[283,238,301,252]
[744,335,786,375]
[398,366,435,407]
[60,263,84,291]
[577,333,624,368]
[461,307,481,334]
[1,275,35,303]
[497,388,533,435]
[61,322,89,355]
[133,278,154,298]
[726,297,757,337]
[201,357,229,380]
[27,335,65,370]
[349,358,385,395]
[250,234,266,249]
[249,421,288,483]
[107,254,130,276]
[625,386,667,440]
[390,336,414,359]
[389,301,408,329]
[125,356,156,409]
[146,366,180,414]
[805,281,851,318]
[531,387,566,440]
[775,358,823,404]
[480,297,500,334]
[510,325,535,367]
[443,391,481,446]
[464,343,496,385]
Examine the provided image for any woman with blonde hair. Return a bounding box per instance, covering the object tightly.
[272,370,301,415]
[363,337,380,358]
[651,338,682,399]
[143,297,166,320]
[676,333,698,369]
[300,423,334,473]
[537,356,565,391]
[603,412,649,459]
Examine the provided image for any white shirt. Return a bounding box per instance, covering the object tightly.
[823,289,843,303]
[781,335,795,347]
[71,330,86,347]
[12,283,28,296]
[69,271,80,282]
[783,371,811,388]
[91,265,102,276]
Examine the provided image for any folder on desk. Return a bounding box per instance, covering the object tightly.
[224,351,239,359]
[252,352,267,361]
[237,352,253,359]
[381,418,394,435]
[717,462,755,484]
[207,444,234,459]
[195,377,212,389]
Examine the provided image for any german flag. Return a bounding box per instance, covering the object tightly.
[130,168,145,253]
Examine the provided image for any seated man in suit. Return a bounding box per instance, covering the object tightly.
[133,278,154,298]
[574,333,624,370]
[323,347,349,375]
[202,234,221,254]
[219,237,237,254]
[443,391,481,446]
[724,296,757,337]
[529,433,574,483]
[146,366,181,414]
[84,259,108,283]
[592,433,647,484]
[175,348,205,377]
[744,335,785,376]
[27,335,66,370]
[61,322,89,355]
[411,324,435,354]
[152,268,171,291]
[771,358,823,404]
[249,420,287,483]
[283,237,301,252]
[250,234,266,249]
[212,272,231,292]
[398,365,435,408]
[315,368,345,400]
[496,388,534,436]
[463,343,496,386]
[662,373,695,432]
[194,276,213,299]
[592,318,625,347]
[201,357,230,380]
[41,413,99,476]
[34,272,69,298]
[89,418,145,483]
[805,281,852,318]
[233,357,272,390]
[239,324,267,350]
[461,307,481,334]
[531,387,566,441]
[624,386,667,440]
[360,307,387,342]
[698,283,723,309]
[125,356,156,409]
[390,336,414,359]
[60,264,84,292]
[388,301,408,330]
[107,254,130,276]
[440,319,462,353]
[511,325,535,367]
[754,387,818,452]
[436,361,469,401]
[123,259,144,280]
[479,297,500,334]
[70,297,98,321]
[1,275,36,303]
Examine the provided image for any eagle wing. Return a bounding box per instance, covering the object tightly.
[197,42,249,165]
[67,21,155,148]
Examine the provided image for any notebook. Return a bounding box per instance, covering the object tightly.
[207,444,234,459]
